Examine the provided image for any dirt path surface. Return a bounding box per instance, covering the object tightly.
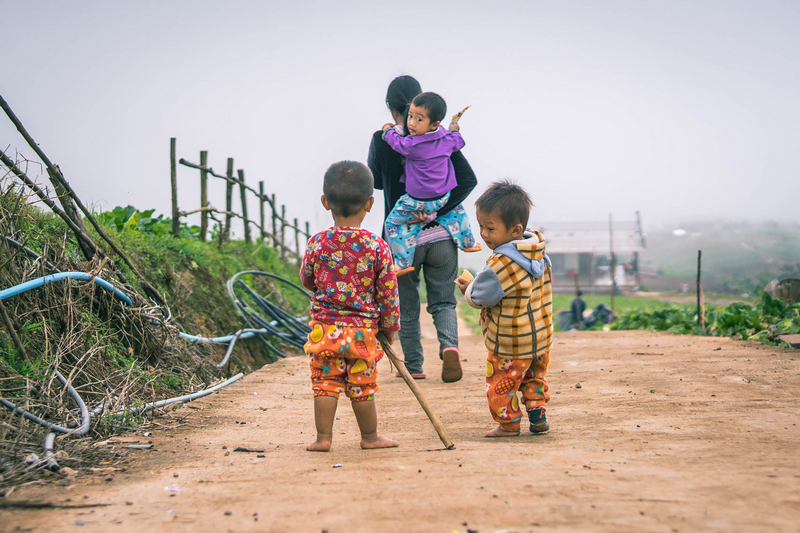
[3,314,800,532]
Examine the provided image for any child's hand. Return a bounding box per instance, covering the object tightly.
[449,106,470,131]
[382,123,395,132]
[380,330,395,344]
[455,276,470,295]
[454,268,473,294]
[410,210,432,223]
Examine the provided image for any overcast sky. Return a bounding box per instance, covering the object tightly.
[2,1,798,241]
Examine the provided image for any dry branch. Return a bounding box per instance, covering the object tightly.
[0,95,165,306]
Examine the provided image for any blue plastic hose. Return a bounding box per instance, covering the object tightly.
[0,272,133,305]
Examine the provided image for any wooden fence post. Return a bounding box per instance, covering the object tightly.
[238,169,251,244]
[305,221,310,242]
[609,213,615,314]
[280,204,286,259]
[224,158,234,243]
[294,217,301,265]
[170,137,179,237]
[259,181,266,242]
[271,193,278,249]
[697,250,704,329]
[199,150,208,242]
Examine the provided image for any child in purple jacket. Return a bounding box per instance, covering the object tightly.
[381,92,479,274]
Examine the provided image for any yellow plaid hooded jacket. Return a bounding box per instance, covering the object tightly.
[465,230,553,359]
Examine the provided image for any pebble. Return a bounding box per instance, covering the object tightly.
[225,510,232,516]
[75,519,85,526]
[575,382,582,388]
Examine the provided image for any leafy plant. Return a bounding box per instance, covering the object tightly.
[611,292,800,345]
[97,205,200,238]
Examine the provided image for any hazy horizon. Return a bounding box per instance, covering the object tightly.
[3,1,798,240]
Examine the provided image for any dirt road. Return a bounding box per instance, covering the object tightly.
[3,315,799,532]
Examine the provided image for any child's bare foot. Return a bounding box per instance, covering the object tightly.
[485,425,520,438]
[306,437,332,452]
[360,434,399,449]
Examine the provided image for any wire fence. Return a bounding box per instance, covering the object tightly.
[169,138,310,262]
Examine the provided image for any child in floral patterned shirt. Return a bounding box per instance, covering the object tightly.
[300,160,401,452]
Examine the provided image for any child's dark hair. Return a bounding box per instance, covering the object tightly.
[475,179,533,229]
[412,92,446,124]
[386,75,422,136]
[323,161,374,217]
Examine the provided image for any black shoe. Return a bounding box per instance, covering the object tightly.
[528,408,549,433]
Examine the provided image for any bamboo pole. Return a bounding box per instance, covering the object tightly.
[238,169,251,244]
[199,150,208,242]
[305,221,310,241]
[377,333,454,449]
[259,181,266,242]
[224,158,234,243]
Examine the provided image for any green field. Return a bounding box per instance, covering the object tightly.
[458,294,692,336]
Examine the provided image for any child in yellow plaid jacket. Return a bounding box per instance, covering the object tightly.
[456,180,553,437]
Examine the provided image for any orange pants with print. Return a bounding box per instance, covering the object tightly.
[305,321,383,402]
[486,351,551,431]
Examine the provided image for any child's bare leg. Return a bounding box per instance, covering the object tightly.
[351,399,399,449]
[485,425,521,438]
[307,396,338,451]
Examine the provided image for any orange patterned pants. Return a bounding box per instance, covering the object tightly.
[305,321,382,402]
[486,351,551,431]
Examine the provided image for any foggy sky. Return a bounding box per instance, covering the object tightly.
[2,1,798,241]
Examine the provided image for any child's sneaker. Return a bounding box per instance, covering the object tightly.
[528,408,549,433]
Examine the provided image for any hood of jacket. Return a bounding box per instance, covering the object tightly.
[492,230,545,277]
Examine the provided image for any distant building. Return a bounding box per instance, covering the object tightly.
[538,212,646,293]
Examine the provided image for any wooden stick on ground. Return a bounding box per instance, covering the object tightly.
[377,332,454,450]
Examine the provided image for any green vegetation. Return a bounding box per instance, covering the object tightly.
[552,294,684,316]
[458,282,798,348]
[1,193,306,401]
[97,205,185,236]
[611,292,800,346]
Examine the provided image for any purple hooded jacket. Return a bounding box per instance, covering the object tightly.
[384,126,465,200]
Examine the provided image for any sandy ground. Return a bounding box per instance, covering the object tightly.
[2,313,800,533]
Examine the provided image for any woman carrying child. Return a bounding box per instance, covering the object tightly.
[380,91,480,274]
[368,75,478,383]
